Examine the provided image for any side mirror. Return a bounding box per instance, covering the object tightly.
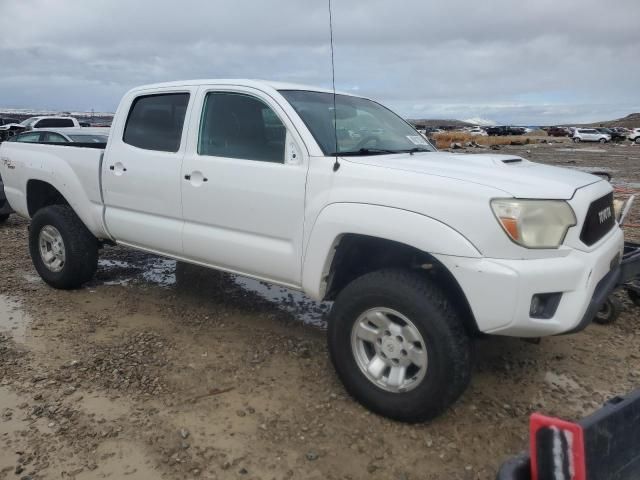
[285,131,302,165]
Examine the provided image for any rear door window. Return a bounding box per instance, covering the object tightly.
[123,93,190,152]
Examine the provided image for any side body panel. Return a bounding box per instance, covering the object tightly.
[101,86,199,256]
[0,142,107,237]
[301,202,482,300]
[180,85,310,286]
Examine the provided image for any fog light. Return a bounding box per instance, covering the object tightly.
[530,293,562,319]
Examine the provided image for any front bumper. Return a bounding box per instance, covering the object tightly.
[435,226,629,337]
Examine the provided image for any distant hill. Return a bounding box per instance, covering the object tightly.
[584,113,640,129]
[407,118,475,128]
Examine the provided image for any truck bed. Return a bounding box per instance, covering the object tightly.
[0,141,109,237]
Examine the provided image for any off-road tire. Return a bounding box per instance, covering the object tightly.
[0,214,9,223]
[328,268,472,423]
[593,295,622,325]
[29,205,98,289]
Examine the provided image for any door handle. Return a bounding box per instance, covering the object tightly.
[184,173,208,183]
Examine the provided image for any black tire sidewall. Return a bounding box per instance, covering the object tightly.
[328,269,471,422]
[29,206,97,289]
[594,296,622,325]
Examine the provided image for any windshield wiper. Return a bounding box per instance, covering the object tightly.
[395,147,431,155]
[331,147,400,156]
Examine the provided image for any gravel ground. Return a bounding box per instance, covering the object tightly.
[1,139,640,480]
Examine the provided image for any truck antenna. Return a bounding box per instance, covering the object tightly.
[328,0,340,172]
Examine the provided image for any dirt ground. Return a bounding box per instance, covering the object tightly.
[2,139,640,480]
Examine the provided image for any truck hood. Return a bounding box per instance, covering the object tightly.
[343,152,601,199]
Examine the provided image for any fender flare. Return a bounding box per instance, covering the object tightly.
[301,203,481,300]
[22,151,108,238]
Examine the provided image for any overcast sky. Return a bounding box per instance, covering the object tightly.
[1,0,639,124]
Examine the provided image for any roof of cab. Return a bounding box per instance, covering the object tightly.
[127,79,357,97]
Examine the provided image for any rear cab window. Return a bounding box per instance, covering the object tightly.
[123,93,190,152]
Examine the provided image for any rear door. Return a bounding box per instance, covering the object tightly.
[101,89,195,256]
[180,86,308,286]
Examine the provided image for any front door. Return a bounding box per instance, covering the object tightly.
[180,87,308,287]
[102,90,194,256]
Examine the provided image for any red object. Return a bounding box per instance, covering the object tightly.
[530,413,586,480]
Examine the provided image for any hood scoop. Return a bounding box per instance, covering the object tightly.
[501,158,523,164]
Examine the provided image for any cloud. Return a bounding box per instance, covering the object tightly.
[0,0,639,124]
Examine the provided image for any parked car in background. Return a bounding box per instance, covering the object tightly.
[611,127,630,136]
[486,126,507,136]
[0,118,20,127]
[547,126,569,137]
[9,128,109,145]
[628,128,640,144]
[20,116,81,130]
[468,127,488,136]
[486,126,525,136]
[572,128,611,143]
[595,128,626,142]
[508,126,526,135]
[0,118,26,142]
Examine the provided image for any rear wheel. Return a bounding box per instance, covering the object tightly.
[29,205,98,289]
[635,137,640,144]
[328,269,472,423]
[0,214,9,224]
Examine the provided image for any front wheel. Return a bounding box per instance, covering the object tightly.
[0,214,9,224]
[635,137,640,144]
[573,137,581,143]
[599,138,607,144]
[328,269,472,423]
[29,205,98,289]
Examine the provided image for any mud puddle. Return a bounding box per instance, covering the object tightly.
[0,295,30,343]
[98,253,331,328]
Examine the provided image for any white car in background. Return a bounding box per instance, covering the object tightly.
[8,128,109,145]
[468,127,488,136]
[628,128,640,144]
[572,128,611,143]
[21,116,81,130]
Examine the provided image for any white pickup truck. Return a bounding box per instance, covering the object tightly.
[0,79,634,422]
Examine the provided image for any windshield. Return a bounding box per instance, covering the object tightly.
[68,134,108,143]
[20,118,38,127]
[279,90,435,156]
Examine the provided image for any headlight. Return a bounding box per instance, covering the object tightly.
[491,199,576,248]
